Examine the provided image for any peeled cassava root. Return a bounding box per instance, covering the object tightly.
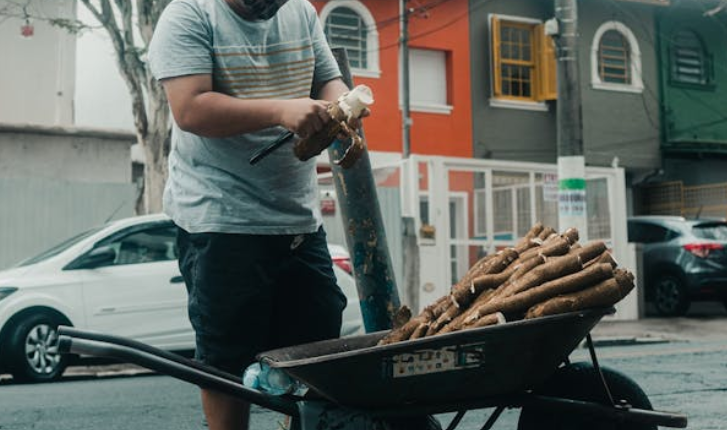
[293,85,373,168]
[378,224,635,346]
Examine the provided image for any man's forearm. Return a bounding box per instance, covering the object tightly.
[175,92,284,138]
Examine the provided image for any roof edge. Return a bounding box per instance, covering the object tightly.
[0,122,136,142]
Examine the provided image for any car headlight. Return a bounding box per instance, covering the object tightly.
[0,287,18,302]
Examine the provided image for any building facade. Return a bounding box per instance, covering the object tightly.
[312,0,474,161]
[656,0,727,183]
[469,0,663,177]
[0,0,76,126]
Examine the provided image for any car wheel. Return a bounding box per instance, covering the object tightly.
[518,362,656,430]
[653,275,689,317]
[6,312,69,383]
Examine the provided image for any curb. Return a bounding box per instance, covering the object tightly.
[586,336,671,348]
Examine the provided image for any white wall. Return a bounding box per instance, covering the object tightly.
[0,124,133,183]
[0,0,76,126]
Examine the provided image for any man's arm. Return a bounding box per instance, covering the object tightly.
[162,74,332,139]
[316,78,349,104]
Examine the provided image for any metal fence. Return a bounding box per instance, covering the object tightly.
[641,181,727,219]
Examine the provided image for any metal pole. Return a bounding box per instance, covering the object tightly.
[400,0,420,312]
[400,0,411,158]
[328,48,401,332]
[554,0,588,240]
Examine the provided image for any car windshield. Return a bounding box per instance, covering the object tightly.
[692,223,727,241]
[15,225,106,267]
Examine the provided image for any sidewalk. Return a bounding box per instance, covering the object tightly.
[590,303,727,345]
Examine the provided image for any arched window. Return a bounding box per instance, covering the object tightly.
[671,30,709,86]
[320,1,380,78]
[591,21,643,93]
[598,30,630,84]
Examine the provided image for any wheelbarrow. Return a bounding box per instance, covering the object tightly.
[57,306,687,430]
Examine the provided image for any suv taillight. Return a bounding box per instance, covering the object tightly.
[683,243,724,258]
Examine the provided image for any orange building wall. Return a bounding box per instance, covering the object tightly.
[311,0,473,158]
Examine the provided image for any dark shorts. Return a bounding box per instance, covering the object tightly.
[177,226,347,376]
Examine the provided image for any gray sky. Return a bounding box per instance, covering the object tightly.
[74,6,134,131]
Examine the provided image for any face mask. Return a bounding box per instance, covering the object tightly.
[237,0,289,20]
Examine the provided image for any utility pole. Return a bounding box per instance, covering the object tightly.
[553,0,588,240]
[400,0,419,313]
[329,49,401,332]
[400,0,412,158]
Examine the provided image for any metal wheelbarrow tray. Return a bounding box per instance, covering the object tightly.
[259,307,608,409]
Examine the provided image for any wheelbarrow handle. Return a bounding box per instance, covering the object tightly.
[57,327,298,417]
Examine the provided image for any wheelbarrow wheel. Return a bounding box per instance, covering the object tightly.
[518,362,656,430]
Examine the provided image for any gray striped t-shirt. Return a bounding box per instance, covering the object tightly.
[148,0,341,234]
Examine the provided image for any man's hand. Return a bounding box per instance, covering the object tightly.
[278,98,332,139]
[337,107,371,141]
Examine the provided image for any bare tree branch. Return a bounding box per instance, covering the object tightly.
[3,0,174,212]
[137,0,171,44]
[80,0,149,136]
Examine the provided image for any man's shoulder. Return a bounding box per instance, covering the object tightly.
[161,0,213,21]
[284,0,317,22]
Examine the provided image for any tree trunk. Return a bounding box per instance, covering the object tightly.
[137,78,171,215]
[142,144,167,214]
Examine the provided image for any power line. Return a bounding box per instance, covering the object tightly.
[314,0,456,33]
[373,0,495,54]
[319,0,727,154]
[604,0,727,124]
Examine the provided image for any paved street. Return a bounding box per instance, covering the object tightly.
[2,307,726,430]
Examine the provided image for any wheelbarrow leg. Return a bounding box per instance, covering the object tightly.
[480,406,505,430]
[444,411,466,430]
[585,333,615,406]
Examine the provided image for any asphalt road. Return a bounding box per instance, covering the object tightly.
[2,335,726,430]
[2,303,725,430]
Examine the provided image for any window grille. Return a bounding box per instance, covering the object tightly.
[324,7,368,69]
[598,30,631,84]
[671,30,708,85]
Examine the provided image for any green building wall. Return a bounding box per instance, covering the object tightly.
[658,1,727,152]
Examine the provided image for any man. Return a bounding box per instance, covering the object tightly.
[148,1,355,429]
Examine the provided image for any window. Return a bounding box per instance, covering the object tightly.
[80,225,178,268]
[321,1,380,78]
[670,30,710,87]
[692,223,727,240]
[591,21,643,93]
[598,30,630,84]
[627,221,675,244]
[409,49,451,114]
[490,15,557,108]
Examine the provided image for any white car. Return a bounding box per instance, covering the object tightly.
[0,214,363,383]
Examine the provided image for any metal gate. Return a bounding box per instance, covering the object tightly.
[400,155,631,316]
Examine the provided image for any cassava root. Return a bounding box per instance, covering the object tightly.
[378,223,636,346]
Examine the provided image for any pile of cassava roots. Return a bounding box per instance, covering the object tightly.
[379,223,635,345]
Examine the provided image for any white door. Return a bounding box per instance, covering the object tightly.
[76,223,193,350]
[449,192,469,285]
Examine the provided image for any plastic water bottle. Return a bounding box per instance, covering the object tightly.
[243,362,307,396]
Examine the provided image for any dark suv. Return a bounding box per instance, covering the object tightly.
[628,216,727,316]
